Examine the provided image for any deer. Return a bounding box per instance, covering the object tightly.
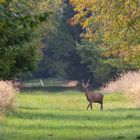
[81,79,104,110]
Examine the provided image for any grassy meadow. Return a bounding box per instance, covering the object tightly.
[0,87,140,140]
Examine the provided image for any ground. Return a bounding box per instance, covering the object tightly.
[0,87,140,140]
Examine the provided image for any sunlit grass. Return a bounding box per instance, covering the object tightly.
[0,89,140,140]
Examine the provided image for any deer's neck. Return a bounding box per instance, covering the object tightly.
[84,89,89,97]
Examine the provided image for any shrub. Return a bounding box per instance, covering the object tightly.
[101,71,140,107]
[0,80,17,114]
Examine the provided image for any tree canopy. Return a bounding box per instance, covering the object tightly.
[1,0,140,85]
[70,0,140,68]
[0,0,61,79]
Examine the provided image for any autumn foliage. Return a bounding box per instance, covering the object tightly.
[70,0,140,68]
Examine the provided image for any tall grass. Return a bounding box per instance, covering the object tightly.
[101,71,140,107]
[0,80,17,114]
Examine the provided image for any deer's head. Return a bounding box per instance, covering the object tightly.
[81,79,90,92]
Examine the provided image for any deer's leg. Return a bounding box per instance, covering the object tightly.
[100,103,103,110]
[87,103,90,110]
[90,103,93,110]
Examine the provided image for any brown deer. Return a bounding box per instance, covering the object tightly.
[82,79,104,110]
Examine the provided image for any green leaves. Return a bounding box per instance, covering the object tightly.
[70,0,140,68]
[0,0,54,79]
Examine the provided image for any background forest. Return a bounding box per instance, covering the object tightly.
[1,0,139,86]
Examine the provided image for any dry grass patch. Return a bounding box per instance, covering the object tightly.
[0,80,17,113]
[101,71,140,107]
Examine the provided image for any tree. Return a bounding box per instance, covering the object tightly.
[70,0,140,69]
[34,0,92,80]
[76,40,117,84]
[0,0,54,79]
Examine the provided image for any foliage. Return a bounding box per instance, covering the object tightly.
[35,1,121,84]
[34,1,92,80]
[70,0,140,68]
[0,0,53,79]
[0,0,5,3]
[76,40,117,84]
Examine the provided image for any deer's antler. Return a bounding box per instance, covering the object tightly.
[81,79,85,86]
[86,79,90,86]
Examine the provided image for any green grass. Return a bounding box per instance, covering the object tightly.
[0,88,140,140]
